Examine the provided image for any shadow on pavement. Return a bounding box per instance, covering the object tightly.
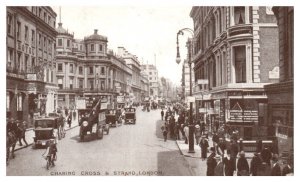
[157,150,192,176]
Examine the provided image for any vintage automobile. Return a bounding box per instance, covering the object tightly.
[124,108,136,124]
[79,99,109,141]
[48,112,65,140]
[33,117,63,148]
[105,109,118,127]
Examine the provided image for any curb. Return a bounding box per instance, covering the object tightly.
[175,140,202,159]
[14,125,79,152]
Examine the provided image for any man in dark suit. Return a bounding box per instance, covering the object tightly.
[271,154,282,176]
[206,147,217,176]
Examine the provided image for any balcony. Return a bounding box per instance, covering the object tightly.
[7,66,25,79]
[228,24,252,37]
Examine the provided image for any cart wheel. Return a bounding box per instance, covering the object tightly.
[96,128,103,139]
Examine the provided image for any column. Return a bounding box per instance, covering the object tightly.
[22,93,29,122]
[246,43,253,83]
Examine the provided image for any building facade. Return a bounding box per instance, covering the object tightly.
[264,7,293,158]
[6,6,58,126]
[190,6,279,138]
[55,27,132,111]
[141,64,159,100]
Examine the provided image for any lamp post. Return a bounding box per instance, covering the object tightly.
[176,28,195,153]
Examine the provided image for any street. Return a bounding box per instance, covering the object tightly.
[6,107,192,176]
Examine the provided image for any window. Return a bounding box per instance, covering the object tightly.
[79,79,83,88]
[7,13,13,35]
[89,80,94,90]
[51,71,53,82]
[44,37,47,48]
[17,21,21,40]
[99,44,103,51]
[17,53,22,71]
[100,80,105,90]
[6,92,10,111]
[38,33,42,47]
[234,46,246,83]
[70,64,73,73]
[89,67,93,74]
[58,63,63,72]
[31,57,35,68]
[80,45,82,51]
[38,8,42,18]
[79,66,83,74]
[149,72,152,75]
[25,55,28,72]
[48,40,51,52]
[58,38,62,46]
[67,39,70,47]
[25,26,28,42]
[234,7,245,24]
[90,44,95,52]
[48,15,51,24]
[69,78,73,89]
[149,77,152,80]
[17,94,23,111]
[58,78,63,89]
[8,49,13,65]
[31,30,35,45]
[44,12,47,22]
[101,67,105,75]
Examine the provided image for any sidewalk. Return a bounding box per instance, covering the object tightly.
[14,122,78,151]
[176,137,255,176]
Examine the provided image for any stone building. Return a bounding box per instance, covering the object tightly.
[141,64,159,100]
[265,7,293,158]
[55,26,133,110]
[6,6,57,125]
[190,6,279,138]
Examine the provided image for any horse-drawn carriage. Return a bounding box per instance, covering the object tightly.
[32,116,64,148]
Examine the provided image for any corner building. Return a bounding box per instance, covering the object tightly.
[6,6,57,126]
[190,7,279,139]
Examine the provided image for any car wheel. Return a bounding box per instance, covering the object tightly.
[96,128,103,139]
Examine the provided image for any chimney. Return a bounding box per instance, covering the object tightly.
[94,29,98,34]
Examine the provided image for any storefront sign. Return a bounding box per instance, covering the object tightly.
[197,79,209,85]
[76,98,86,110]
[230,110,258,121]
[117,96,125,103]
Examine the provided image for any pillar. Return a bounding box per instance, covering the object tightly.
[22,93,29,122]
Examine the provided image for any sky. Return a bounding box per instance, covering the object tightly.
[52,6,193,85]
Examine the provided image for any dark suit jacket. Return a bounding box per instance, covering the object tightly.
[271,163,282,176]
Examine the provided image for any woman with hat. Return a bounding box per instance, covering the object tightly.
[237,151,250,176]
[200,135,209,160]
[194,124,201,145]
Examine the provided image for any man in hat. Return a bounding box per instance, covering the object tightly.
[261,146,272,166]
[194,124,201,145]
[282,160,293,176]
[17,121,28,147]
[214,155,224,176]
[206,147,217,176]
[271,154,281,176]
[237,151,250,176]
[250,152,262,176]
[200,135,209,160]
[223,151,235,176]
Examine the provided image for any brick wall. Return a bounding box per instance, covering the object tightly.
[258,7,277,23]
[258,27,279,83]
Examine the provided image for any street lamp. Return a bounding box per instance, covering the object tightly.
[176,28,195,153]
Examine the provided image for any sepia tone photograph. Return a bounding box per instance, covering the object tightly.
[4,1,294,177]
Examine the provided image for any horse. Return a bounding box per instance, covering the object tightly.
[6,131,17,165]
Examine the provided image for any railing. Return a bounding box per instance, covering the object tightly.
[7,66,25,79]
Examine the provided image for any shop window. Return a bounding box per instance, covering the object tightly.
[234,7,245,25]
[234,46,246,83]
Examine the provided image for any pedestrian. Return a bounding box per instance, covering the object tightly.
[200,121,205,135]
[200,136,209,160]
[214,155,224,176]
[230,139,239,170]
[206,147,217,176]
[174,123,180,140]
[67,113,72,128]
[223,151,235,176]
[237,151,250,176]
[271,154,281,176]
[256,139,263,153]
[212,132,219,147]
[250,152,262,176]
[161,123,168,142]
[257,162,271,176]
[17,121,28,147]
[183,124,189,144]
[239,138,244,152]
[282,160,293,176]
[194,124,201,145]
[161,109,164,121]
[218,138,226,155]
[261,146,272,166]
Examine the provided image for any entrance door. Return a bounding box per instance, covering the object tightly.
[244,127,252,140]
